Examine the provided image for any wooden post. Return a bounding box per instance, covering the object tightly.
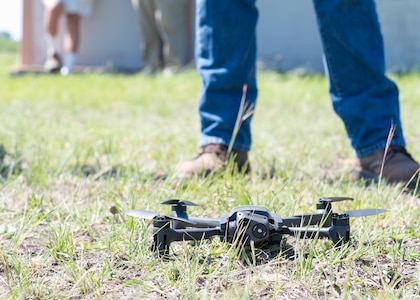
[20,0,34,65]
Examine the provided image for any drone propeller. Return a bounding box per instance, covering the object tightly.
[123,209,158,220]
[319,197,354,203]
[284,207,387,227]
[160,199,198,206]
[122,209,197,226]
[343,208,388,218]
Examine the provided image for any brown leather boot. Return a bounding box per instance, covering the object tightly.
[173,144,250,178]
[355,146,420,187]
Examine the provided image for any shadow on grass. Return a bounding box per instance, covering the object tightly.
[0,144,23,178]
[155,239,297,266]
[72,163,168,182]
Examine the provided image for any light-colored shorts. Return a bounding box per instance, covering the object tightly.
[43,0,94,17]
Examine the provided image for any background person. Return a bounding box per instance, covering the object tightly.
[131,0,193,74]
[43,0,94,75]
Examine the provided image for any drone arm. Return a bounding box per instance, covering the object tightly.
[187,217,220,228]
[172,228,223,241]
[283,213,332,228]
[287,223,350,246]
[154,227,222,256]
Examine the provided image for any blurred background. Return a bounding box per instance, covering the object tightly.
[1,0,420,73]
[0,1,22,41]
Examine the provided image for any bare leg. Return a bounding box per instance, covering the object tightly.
[44,2,64,38]
[64,13,80,53]
[60,13,80,75]
[43,1,64,71]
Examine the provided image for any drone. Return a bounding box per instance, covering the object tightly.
[123,197,387,256]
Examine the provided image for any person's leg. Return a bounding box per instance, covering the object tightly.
[63,13,80,53]
[133,0,164,71]
[59,0,94,75]
[174,0,258,177]
[313,0,419,184]
[43,0,64,71]
[44,1,64,38]
[196,0,258,152]
[60,12,80,75]
[155,0,190,70]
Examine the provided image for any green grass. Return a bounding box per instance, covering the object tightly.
[0,49,419,299]
[0,39,19,53]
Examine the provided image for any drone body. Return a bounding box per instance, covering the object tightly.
[123,197,387,257]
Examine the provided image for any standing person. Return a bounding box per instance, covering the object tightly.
[131,0,193,74]
[43,0,95,75]
[174,0,419,188]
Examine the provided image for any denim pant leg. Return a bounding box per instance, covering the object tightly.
[195,0,258,152]
[312,0,405,157]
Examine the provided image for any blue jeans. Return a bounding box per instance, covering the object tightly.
[195,0,406,157]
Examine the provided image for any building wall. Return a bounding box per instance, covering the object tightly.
[257,0,420,72]
[22,0,420,72]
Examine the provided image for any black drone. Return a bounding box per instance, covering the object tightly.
[123,197,387,256]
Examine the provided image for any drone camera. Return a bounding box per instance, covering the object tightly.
[231,212,271,245]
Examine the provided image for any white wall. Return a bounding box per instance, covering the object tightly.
[257,1,321,71]
[257,0,420,72]
[378,0,420,72]
[27,0,420,72]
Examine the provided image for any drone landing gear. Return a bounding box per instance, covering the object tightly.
[152,217,222,256]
